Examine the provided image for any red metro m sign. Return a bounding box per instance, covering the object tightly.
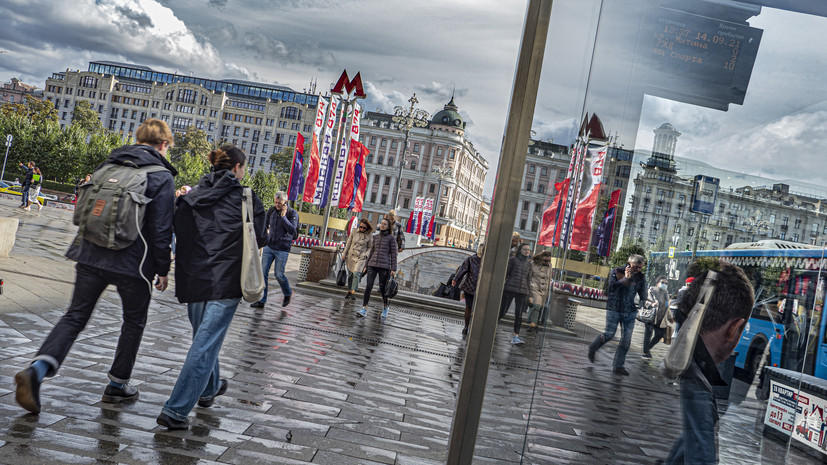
[332,70,366,99]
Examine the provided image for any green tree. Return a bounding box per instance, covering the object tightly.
[269,146,294,174]
[171,151,210,189]
[70,100,104,133]
[1,95,58,125]
[244,170,285,209]
[169,126,212,164]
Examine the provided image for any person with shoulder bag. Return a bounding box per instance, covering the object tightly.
[453,243,484,336]
[342,218,373,301]
[156,145,266,430]
[642,275,672,359]
[251,191,298,308]
[14,119,177,415]
[358,218,398,319]
[527,250,553,330]
[499,243,533,345]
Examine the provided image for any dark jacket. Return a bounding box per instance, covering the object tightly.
[504,255,532,295]
[66,144,177,279]
[665,339,724,464]
[392,220,405,251]
[173,170,267,303]
[606,266,647,313]
[265,205,298,251]
[366,230,398,271]
[20,165,33,187]
[454,254,481,295]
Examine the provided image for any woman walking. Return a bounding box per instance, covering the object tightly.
[342,218,373,301]
[156,145,267,430]
[358,218,397,318]
[25,167,43,211]
[452,243,484,336]
[499,243,533,345]
[642,275,671,359]
[527,250,552,329]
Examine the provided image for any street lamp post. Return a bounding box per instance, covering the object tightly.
[431,161,453,245]
[1,134,13,182]
[391,94,429,210]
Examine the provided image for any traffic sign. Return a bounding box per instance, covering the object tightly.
[668,246,676,258]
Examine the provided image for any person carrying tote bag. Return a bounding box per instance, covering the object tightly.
[157,145,266,430]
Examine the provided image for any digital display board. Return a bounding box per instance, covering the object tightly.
[690,175,719,215]
[641,7,764,110]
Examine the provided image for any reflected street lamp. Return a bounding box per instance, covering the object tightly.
[391,93,430,210]
[431,160,454,244]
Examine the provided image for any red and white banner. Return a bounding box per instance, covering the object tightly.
[335,103,362,207]
[352,141,369,212]
[407,196,424,233]
[570,144,608,251]
[302,96,327,202]
[558,143,584,249]
[420,198,434,237]
[538,179,569,247]
[314,96,339,206]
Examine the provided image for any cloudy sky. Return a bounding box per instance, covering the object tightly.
[1,0,826,197]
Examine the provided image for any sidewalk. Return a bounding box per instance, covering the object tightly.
[0,195,819,464]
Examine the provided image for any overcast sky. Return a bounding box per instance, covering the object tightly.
[1,0,826,197]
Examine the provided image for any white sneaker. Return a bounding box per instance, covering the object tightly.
[381,307,389,318]
[357,307,367,317]
[511,336,525,345]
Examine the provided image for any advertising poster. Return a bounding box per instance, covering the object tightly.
[764,380,797,435]
[792,390,827,453]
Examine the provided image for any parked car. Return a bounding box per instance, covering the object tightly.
[0,180,48,206]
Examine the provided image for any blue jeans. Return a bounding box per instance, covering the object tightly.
[260,246,291,303]
[161,298,240,422]
[589,310,637,368]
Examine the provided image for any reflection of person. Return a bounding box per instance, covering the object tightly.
[385,210,405,252]
[14,119,176,414]
[358,218,398,318]
[342,218,373,301]
[509,231,522,257]
[643,275,671,359]
[499,243,533,345]
[588,254,647,375]
[527,250,552,329]
[251,191,298,309]
[157,145,266,430]
[663,260,754,464]
[453,244,484,336]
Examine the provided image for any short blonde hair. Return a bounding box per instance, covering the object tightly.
[135,119,174,148]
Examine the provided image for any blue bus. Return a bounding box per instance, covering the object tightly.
[651,240,827,383]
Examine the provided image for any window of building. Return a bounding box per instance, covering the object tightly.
[403,198,410,209]
[782,216,789,226]
[520,218,527,230]
[391,140,398,149]
[407,180,413,189]
[780,231,787,240]
[381,194,388,205]
[538,184,545,194]
[378,155,384,164]
[437,147,443,156]
[688,227,694,237]
[384,177,390,186]
[529,164,536,174]
[429,184,435,194]
[381,139,387,147]
[526,181,532,192]
[243,128,250,137]
[793,233,800,242]
[541,166,548,176]
[770,214,776,224]
[413,143,420,153]
[410,161,417,170]
[795,218,801,229]
[449,149,456,159]
[675,224,681,234]
[370,136,377,145]
[523,201,529,210]
[388,157,394,166]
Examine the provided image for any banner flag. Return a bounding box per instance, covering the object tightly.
[314,96,339,206]
[570,144,608,251]
[336,103,362,208]
[558,142,583,249]
[408,197,423,234]
[352,141,369,212]
[420,198,434,237]
[538,180,568,247]
[287,132,305,201]
[428,214,436,240]
[302,96,327,202]
[406,210,415,233]
[595,189,621,257]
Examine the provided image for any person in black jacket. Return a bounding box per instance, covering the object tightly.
[17,161,34,208]
[453,243,484,336]
[251,190,298,308]
[588,254,647,376]
[499,242,533,345]
[358,218,398,319]
[14,119,177,415]
[157,144,266,430]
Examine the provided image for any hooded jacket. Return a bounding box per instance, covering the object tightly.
[265,205,298,251]
[504,254,532,295]
[173,170,267,303]
[66,144,177,280]
[366,230,398,271]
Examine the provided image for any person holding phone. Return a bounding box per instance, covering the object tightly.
[251,191,298,309]
[588,254,647,375]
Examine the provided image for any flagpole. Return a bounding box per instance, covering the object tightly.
[319,97,351,244]
[580,142,609,284]
[558,134,589,282]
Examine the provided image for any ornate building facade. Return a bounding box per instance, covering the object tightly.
[41,61,317,175]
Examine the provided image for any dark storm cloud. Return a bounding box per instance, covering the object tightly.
[208,0,229,8]
[115,6,154,28]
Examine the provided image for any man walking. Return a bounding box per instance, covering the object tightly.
[588,254,647,375]
[18,161,34,208]
[13,119,177,414]
[252,191,298,308]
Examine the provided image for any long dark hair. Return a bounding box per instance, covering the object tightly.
[207,144,246,171]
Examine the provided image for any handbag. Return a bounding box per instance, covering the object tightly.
[664,325,673,345]
[387,276,399,299]
[240,188,265,302]
[336,264,347,287]
[433,283,448,297]
[662,271,717,379]
[636,290,657,325]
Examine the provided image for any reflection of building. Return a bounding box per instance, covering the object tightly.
[359,98,488,248]
[515,139,634,251]
[41,61,316,175]
[625,123,827,249]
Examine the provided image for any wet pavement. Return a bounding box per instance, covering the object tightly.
[0,195,823,464]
